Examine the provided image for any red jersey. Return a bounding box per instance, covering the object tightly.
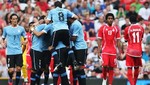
[98,24,121,55]
[124,24,144,57]
[26,32,32,56]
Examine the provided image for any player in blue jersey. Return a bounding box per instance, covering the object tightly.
[51,41,72,85]
[46,1,78,51]
[31,16,53,85]
[2,13,27,85]
[30,16,47,85]
[68,17,88,85]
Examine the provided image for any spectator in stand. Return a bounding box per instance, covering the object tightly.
[87,0,95,14]
[143,27,150,44]
[4,13,11,25]
[121,17,131,30]
[116,5,126,19]
[113,68,126,78]
[94,15,105,34]
[0,57,8,78]
[0,3,8,19]
[94,4,104,19]
[130,0,142,13]
[103,5,118,18]
[78,1,89,20]
[83,14,95,37]
[142,45,150,63]
[126,5,138,20]
[138,1,150,20]
[36,0,49,13]
[137,17,146,29]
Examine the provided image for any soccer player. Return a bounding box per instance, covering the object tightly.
[30,17,47,85]
[124,15,144,85]
[97,13,121,85]
[2,13,27,85]
[51,42,70,85]
[68,17,88,85]
[46,1,78,50]
[31,16,52,85]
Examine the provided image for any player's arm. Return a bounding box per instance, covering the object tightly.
[97,26,104,58]
[116,27,122,56]
[1,27,7,48]
[31,24,51,37]
[70,23,79,41]
[97,38,102,58]
[124,26,129,41]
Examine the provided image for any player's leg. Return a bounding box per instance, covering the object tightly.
[30,49,41,85]
[35,52,44,85]
[126,55,134,85]
[26,54,32,83]
[67,48,79,70]
[61,30,70,48]
[22,51,28,83]
[60,67,70,85]
[43,50,51,85]
[133,57,142,85]
[49,31,59,51]
[101,54,109,85]
[7,55,15,85]
[15,54,23,85]
[74,49,87,85]
[108,55,117,85]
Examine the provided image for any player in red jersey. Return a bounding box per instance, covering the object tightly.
[97,13,121,85]
[24,22,33,84]
[124,16,144,85]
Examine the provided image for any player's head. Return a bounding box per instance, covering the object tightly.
[129,15,137,24]
[105,13,114,26]
[54,1,62,8]
[10,13,20,25]
[39,15,46,24]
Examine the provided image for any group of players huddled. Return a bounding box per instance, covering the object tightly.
[1,1,144,85]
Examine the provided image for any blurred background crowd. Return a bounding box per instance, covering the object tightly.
[0,0,150,80]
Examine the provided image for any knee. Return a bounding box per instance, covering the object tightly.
[8,68,14,73]
[16,67,22,72]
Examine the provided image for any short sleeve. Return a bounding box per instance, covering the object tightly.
[22,27,27,38]
[124,26,129,40]
[97,25,104,39]
[71,24,80,36]
[42,24,52,33]
[67,9,75,18]
[47,10,52,20]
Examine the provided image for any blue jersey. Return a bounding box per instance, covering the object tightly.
[31,24,46,52]
[2,25,26,55]
[47,7,75,32]
[70,20,87,50]
[42,24,53,51]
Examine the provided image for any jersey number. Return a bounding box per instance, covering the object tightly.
[132,32,139,43]
[58,12,64,21]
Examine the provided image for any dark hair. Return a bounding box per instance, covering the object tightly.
[39,15,46,21]
[10,13,20,23]
[105,13,114,20]
[144,1,149,6]
[92,46,98,52]
[54,1,62,8]
[129,15,137,23]
[138,17,144,22]
[29,22,34,26]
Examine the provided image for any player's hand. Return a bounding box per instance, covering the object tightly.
[1,41,6,48]
[22,40,27,45]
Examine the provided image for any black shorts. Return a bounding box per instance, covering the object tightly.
[74,49,87,66]
[41,50,51,69]
[56,48,69,67]
[30,49,43,71]
[7,54,23,68]
[50,30,70,48]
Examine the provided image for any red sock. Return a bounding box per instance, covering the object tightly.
[57,76,61,85]
[134,67,139,85]
[102,67,107,80]
[127,68,134,85]
[108,69,113,85]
